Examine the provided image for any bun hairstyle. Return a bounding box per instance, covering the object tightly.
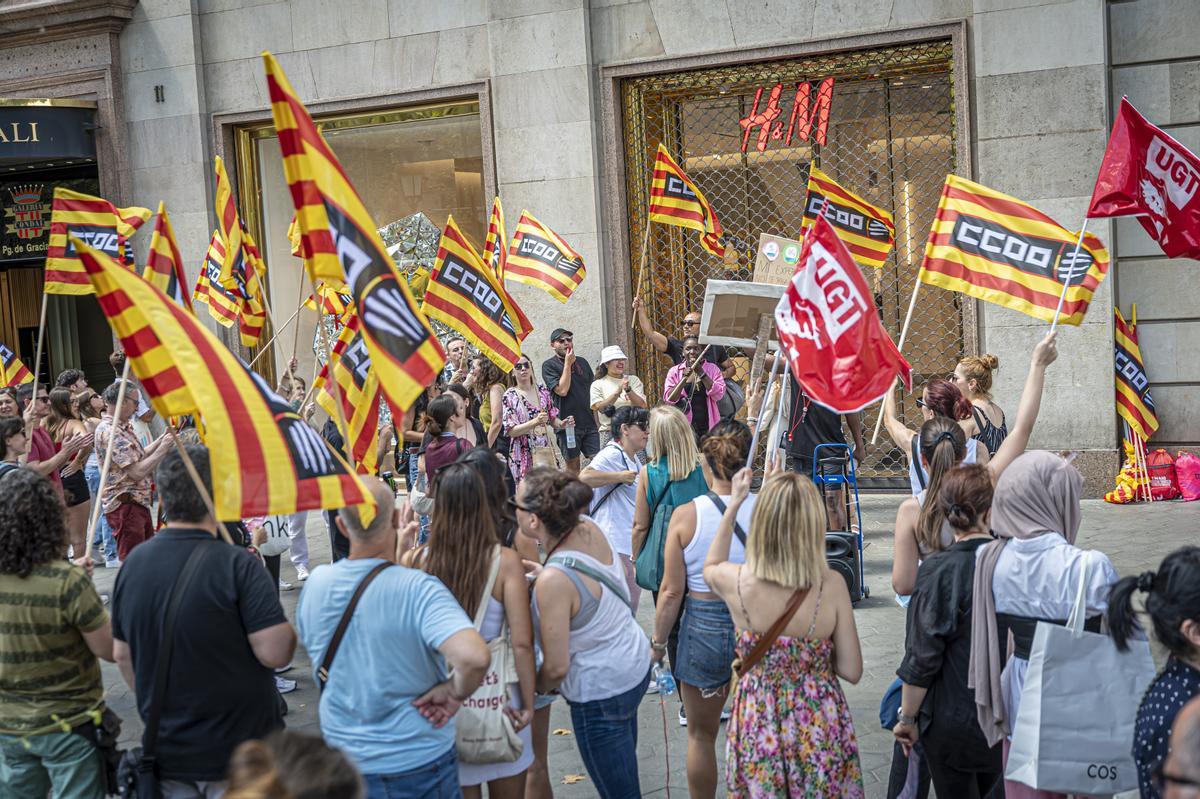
[916,416,968,554]
[225,730,364,799]
[422,394,459,437]
[520,466,593,539]
[1109,546,1200,656]
[958,354,1000,397]
[923,378,973,421]
[701,419,752,480]
[938,464,993,533]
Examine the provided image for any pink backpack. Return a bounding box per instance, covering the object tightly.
[1175,451,1200,502]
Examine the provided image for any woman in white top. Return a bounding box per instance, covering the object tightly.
[517,467,651,799]
[402,463,535,797]
[652,419,754,799]
[579,406,649,610]
[589,345,647,447]
[970,451,1118,799]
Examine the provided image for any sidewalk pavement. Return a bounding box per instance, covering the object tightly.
[93,495,1195,797]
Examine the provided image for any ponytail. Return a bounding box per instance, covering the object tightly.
[1109,546,1200,656]
[422,394,458,437]
[915,417,967,553]
[1107,574,1143,652]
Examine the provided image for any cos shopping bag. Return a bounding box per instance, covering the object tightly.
[1005,552,1155,794]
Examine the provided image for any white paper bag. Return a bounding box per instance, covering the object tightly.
[1005,552,1155,794]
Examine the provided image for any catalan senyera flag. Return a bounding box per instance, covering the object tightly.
[75,238,373,522]
[425,216,523,371]
[44,188,151,295]
[194,231,243,329]
[287,213,306,258]
[315,316,382,474]
[236,229,268,348]
[213,156,247,290]
[264,51,444,412]
[506,211,587,304]
[0,343,32,387]
[801,167,895,269]
[1114,306,1158,441]
[484,196,507,281]
[648,143,726,257]
[919,175,1110,326]
[304,287,354,317]
[143,203,193,313]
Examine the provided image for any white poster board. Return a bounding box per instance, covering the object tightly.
[698,279,786,349]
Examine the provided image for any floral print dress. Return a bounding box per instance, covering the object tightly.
[501,385,558,483]
[727,577,864,798]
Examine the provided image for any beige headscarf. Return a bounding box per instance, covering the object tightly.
[969,450,1083,746]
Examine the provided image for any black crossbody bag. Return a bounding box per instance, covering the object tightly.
[704,492,748,546]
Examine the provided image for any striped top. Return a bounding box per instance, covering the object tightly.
[0,562,107,735]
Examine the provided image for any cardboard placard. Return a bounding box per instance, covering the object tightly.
[699,279,786,349]
[752,233,804,286]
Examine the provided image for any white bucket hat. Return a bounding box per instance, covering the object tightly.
[600,345,627,365]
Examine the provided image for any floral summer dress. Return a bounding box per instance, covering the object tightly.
[501,385,559,482]
[727,573,864,798]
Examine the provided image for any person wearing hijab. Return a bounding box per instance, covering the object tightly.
[969,450,1119,799]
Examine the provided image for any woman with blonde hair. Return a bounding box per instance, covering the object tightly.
[704,467,864,797]
[45,386,92,558]
[953,353,1008,456]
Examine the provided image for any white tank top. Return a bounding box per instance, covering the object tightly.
[909,436,980,500]
[683,494,755,594]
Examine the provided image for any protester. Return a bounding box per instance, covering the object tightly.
[541,328,598,473]
[474,360,508,450]
[94,380,170,560]
[893,464,1002,798]
[46,386,93,558]
[664,336,727,441]
[1109,546,1200,799]
[0,417,26,478]
[112,444,296,798]
[445,384,486,445]
[589,346,647,447]
[1161,695,1200,799]
[969,451,1118,798]
[518,467,651,799]
[225,730,364,799]
[75,388,119,567]
[418,394,474,499]
[952,354,1008,455]
[579,405,649,610]
[881,377,989,495]
[632,296,733,377]
[443,336,468,384]
[297,477,489,799]
[108,349,156,430]
[0,468,113,799]
[652,420,753,794]
[0,388,19,421]
[704,467,864,797]
[400,378,444,544]
[17,382,91,502]
[503,355,565,483]
[784,375,866,531]
[404,463,535,797]
[55,368,88,393]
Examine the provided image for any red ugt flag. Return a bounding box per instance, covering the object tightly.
[1088,98,1200,259]
[774,215,911,413]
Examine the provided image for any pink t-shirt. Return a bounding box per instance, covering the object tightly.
[27,427,63,496]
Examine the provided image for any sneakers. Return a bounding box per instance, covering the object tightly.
[678,706,687,727]
[279,579,294,591]
[105,559,121,569]
[294,565,310,581]
[274,663,293,675]
[274,675,297,694]
[646,680,659,695]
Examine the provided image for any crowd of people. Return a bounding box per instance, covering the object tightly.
[1,300,1198,799]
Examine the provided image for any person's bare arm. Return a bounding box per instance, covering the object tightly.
[500,550,536,731]
[533,570,577,693]
[987,332,1058,480]
[579,467,636,488]
[651,505,693,659]
[626,380,647,408]
[81,619,115,663]
[553,353,574,398]
[846,412,865,467]
[827,572,863,683]
[414,628,491,728]
[114,639,136,690]
[247,621,297,670]
[882,383,917,453]
[633,296,669,354]
[891,499,922,597]
[486,385,504,448]
[630,476,651,556]
[123,438,173,482]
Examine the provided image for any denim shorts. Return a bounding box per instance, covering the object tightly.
[675,596,736,693]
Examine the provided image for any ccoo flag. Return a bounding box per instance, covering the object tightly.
[775,215,911,413]
[801,167,895,269]
[506,211,587,304]
[143,203,193,313]
[44,188,151,295]
[1114,306,1158,441]
[315,315,384,475]
[484,196,508,281]
[919,175,1109,326]
[263,51,444,412]
[0,343,33,388]
[648,143,725,256]
[75,238,373,521]
[1088,97,1200,260]
[424,216,523,371]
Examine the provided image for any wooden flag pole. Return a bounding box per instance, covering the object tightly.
[289,276,307,367]
[167,428,234,544]
[84,360,132,554]
[1136,432,1155,503]
[746,333,783,470]
[762,359,791,470]
[1049,221,1090,334]
[29,293,49,396]
[248,302,303,369]
[870,277,922,445]
[631,222,652,330]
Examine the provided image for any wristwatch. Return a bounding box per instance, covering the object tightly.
[650,638,668,653]
[896,709,917,727]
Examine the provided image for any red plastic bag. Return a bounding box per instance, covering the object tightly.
[1176,451,1200,502]
[1147,449,1181,500]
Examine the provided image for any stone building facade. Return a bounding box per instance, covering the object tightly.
[0,0,1196,493]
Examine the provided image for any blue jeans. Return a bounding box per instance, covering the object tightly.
[363,747,459,799]
[83,462,116,561]
[0,729,106,799]
[567,670,650,799]
[406,450,430,544]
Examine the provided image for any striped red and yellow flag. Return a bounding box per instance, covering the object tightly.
[44,188,151,295]
[648,143,725,257]
[304,286,354,317]
[424,216,523,371]
[74,238,373,521]
[918,175,1109,326]
[143,202,194,313]
[484,196,508,282]
[263,51,444,412]
[315,315,383,474]
[287,213,306,258]
[193,231,243,329]
[0,343,32,387]
[801,167,895,269]
[1114,307,1158,441]
[236,229,268,348]
[506,211,586,304]
[213,156,247,290]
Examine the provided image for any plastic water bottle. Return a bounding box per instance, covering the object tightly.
[652,663,677,696]
[565,423,577,450]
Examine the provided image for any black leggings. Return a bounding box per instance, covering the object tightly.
[922,732,1002,799]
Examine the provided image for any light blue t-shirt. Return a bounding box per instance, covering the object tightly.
[297,558,473,775]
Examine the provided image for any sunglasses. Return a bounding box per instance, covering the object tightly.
[514,363,532,371]
[915,397,928,409]
[627,420,649,431]
[506,497,535,513]
[554,336,573,343]
[682,319,700,327]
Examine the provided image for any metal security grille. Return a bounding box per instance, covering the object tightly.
[621,40,967,481]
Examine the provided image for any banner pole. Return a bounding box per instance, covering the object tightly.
[248,303,302,369]
[167,428,234,544]
[870,277,923,445]
[1049,220,1090,334]
[84,360,132,554]
[1137,433,1155,503]
[289,277,307,367]
[746,339,783,470]
[763,359,790,470]
[631,221,652,330]
[29,292,49,396]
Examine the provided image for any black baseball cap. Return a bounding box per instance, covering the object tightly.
[550,328,573,342]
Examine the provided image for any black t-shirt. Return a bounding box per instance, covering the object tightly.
[689,380,709,438]
[111,529,287,780]
[665,336,729,369]
[786,376,847,461]
[541,355,597,433]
